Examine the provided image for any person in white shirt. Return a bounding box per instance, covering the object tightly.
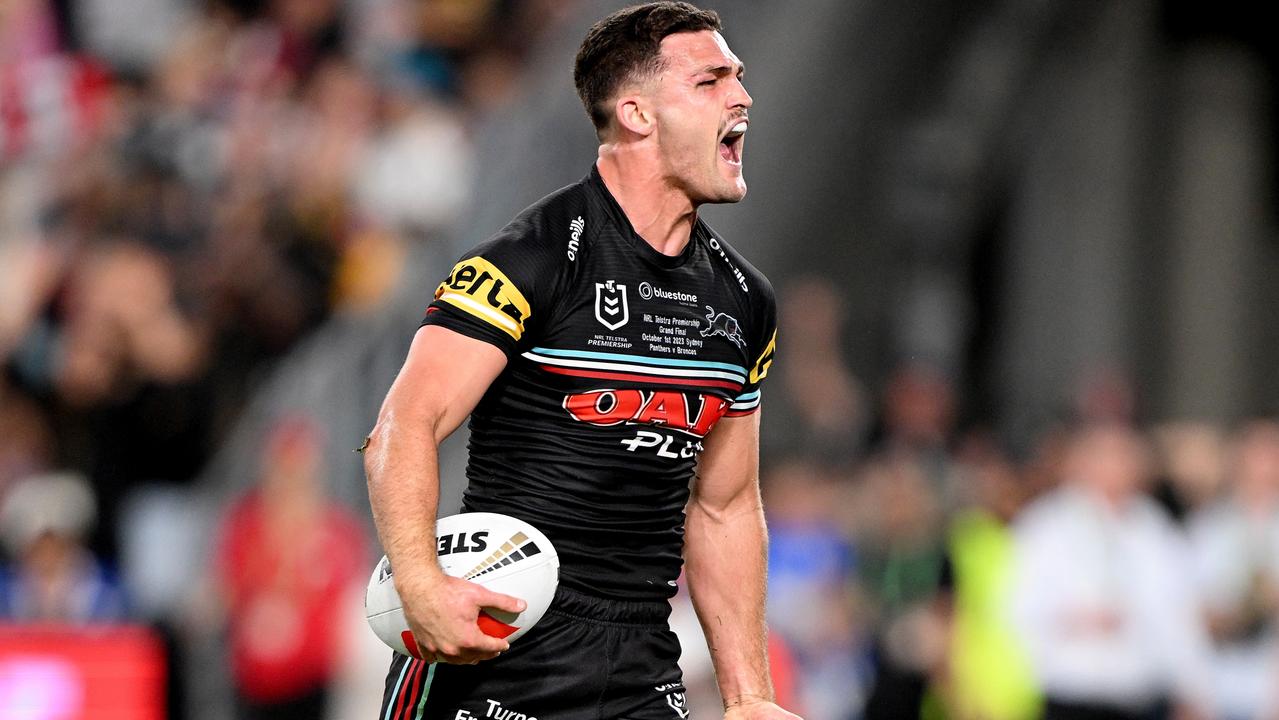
[1186,420,1279,720]
[1010,423,1213,720]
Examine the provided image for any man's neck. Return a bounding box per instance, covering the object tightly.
[596,147,697,257]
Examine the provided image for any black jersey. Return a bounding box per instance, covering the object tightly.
[421,166,776,600]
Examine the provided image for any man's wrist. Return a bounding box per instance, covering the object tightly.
[392,559,445,597]
[723,693,773,710]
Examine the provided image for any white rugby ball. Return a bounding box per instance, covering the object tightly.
[365,512,559,658]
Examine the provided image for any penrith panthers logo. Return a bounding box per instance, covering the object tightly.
[700,305,746,349]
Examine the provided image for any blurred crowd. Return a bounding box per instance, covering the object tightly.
[3,2,1279,720]
[0,0,564,717]
[0,0,565,557]
[678,274,1279,720]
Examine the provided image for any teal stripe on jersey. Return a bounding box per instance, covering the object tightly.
[734,390,761,402]
[384,660,412,720]
[529,346,747,375]
[413,664,438,720]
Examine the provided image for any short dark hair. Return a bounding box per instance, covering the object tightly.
[573,2,722,136]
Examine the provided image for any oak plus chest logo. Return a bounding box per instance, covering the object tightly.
[595,280,629,330]
[700,305,746,349]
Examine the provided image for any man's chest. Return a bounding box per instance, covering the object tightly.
[535,246,753,378]
[499,243,755,451]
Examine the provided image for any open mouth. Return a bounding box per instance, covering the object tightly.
[719,120,747,166]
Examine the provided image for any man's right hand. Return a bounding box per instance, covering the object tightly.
[397,570,528,664]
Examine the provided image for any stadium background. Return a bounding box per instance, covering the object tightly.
[2,0,1278,718]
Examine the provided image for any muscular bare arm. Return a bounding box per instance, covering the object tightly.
[364,324,525,663]
[685,411,802,719]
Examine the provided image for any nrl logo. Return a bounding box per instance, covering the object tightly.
[595,280,629,330]
[701,305,746,349]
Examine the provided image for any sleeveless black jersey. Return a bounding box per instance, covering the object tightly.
[420,166,777,601]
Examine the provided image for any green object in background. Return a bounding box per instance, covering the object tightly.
[946,511,1042,720]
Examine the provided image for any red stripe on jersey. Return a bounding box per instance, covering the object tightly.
[403,658,431,720]
[539,365,742,391]
[724,408,759,417]
[393,659,422,720]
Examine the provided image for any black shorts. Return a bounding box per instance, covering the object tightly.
[378,586,690,720]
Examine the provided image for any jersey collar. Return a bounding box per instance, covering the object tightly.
[587,165,700,270]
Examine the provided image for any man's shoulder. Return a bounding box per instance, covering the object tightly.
[501,177,594,245]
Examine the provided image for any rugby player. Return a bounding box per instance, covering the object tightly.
[365,3,796,718]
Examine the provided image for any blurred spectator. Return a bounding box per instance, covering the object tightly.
[353,93,473,237]
[1152,422,1229,523]
[872,361,964,514]
[0,0,113,162]
[0,471,125,622]
[761,276,869,467]
[854,451,952,720]
[1011,423,1213,720]
[5,238,214,560]
[941,433,1042,720]
[1072,367,1138,428]
[1020,424,1074,501]
[0,380,55,495]
[1186,420,1279,720]
[213,415,368,720]
[881,361,957,454]
[72,0,192,73]
[55,241,206,405]
[762,460,863,719]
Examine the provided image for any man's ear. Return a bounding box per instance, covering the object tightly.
[614,94,655,137]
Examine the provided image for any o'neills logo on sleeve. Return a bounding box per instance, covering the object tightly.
[434,257,532,340]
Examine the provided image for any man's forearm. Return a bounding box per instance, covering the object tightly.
[364,326,508,598]
[364,408,446,592]
[684,488,772,706]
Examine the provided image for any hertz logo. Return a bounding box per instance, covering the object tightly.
[434,257,532,340]
[463,531,543,579]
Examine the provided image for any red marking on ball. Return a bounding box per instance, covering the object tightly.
[477,611,519,639]
[400,630,422,659]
